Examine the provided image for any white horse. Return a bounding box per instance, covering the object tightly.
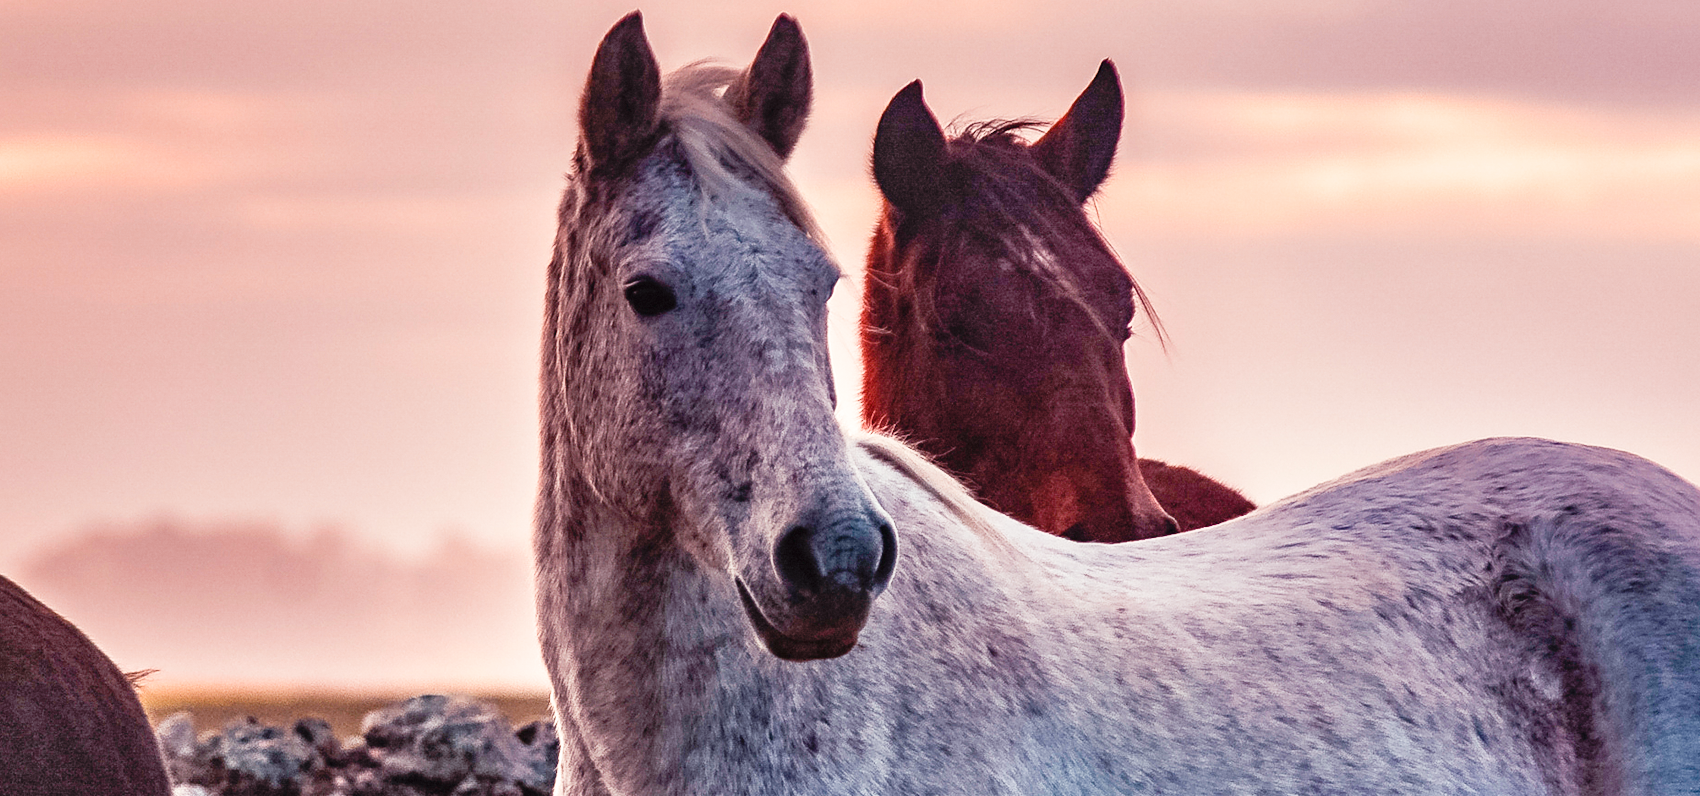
[536,13,1700,795]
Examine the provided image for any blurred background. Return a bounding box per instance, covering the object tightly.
[3,0,1696,700]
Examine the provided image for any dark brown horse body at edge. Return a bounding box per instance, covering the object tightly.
[861,62,1253,542]
[0,574,171,796]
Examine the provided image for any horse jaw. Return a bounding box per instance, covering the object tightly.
[736,578,862,661]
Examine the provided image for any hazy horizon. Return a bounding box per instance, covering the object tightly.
[13,517,547,692]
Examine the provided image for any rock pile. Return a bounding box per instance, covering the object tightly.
[157,694,557,796]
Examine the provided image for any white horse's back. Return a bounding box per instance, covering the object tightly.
[849,435,1700,794]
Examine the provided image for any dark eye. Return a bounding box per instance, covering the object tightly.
[623,275,676,316]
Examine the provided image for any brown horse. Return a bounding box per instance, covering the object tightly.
[0,575,171,795]
[861,61,1253,542]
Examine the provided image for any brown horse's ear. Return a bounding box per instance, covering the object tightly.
[727,15,812,160]
[579,12,662,171]
[872,80,949,217]
[1031,59,1124,202]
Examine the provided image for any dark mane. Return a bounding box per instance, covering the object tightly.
[884,118,1163,349]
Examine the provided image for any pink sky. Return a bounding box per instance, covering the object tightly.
[3,1,1697,687]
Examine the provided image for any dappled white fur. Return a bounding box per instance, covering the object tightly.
[828,434,1700,794]
[541,16,1700,796]
[555,421,1700,793]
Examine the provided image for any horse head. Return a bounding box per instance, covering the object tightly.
[862,62,1180,543]
[543,13,894,662]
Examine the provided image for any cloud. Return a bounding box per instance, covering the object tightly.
[1109,91,1700,242]
[0,134,196,191]
[1121,0,1700,103]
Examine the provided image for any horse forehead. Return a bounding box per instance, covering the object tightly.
[943,252,1129,332]
[682,209,833,293]
[621,163,823,280]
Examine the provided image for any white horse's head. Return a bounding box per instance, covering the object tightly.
[542,13,894,661]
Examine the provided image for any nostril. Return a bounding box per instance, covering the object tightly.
[774,525,825,595]
[1061,523,1092,542]
[1159,516,1181,537]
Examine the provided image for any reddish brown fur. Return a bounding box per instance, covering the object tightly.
[1140,459,1257,532]
[862,64,1253,542]
[0,575,171,795]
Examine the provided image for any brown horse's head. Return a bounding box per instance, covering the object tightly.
[861,62,1179,543]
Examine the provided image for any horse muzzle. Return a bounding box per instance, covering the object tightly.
[736,510,897,661]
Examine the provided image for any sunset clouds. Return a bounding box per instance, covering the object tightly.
[1118,91,1700,241]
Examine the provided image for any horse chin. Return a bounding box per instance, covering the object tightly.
[734,579,861,662]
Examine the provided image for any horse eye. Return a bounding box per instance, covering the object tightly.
[623,276,677,317]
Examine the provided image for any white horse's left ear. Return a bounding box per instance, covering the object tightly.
[727,14,812,160]
[1032,59,1124,202]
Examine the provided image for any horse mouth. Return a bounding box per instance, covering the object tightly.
[734,579,860,662]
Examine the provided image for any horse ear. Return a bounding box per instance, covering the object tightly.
[1031,59,1124,202]
[727,15,812,160]
[579,12,662,171]
[872,80,949,217]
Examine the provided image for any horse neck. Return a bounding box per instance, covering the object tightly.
[535,495,775,792]
[535,487,715,666]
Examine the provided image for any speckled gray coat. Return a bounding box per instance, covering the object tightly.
[537,13,1700,796]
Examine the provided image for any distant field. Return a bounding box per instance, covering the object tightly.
[140,688,554,739]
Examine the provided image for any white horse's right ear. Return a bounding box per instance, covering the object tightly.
[579,12,662,171]
[872,80,950,217]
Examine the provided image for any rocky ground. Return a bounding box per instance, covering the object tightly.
[156,694,557,796]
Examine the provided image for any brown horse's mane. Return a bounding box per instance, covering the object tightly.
[880,119,1165,351]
